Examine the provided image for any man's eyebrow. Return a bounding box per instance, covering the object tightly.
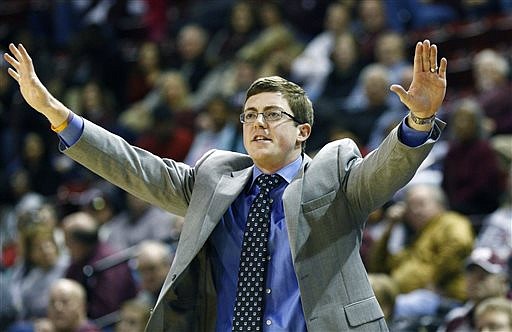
[243,105,285,112]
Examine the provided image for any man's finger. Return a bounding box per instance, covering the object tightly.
[8,43,22,61]
[422,39,430,72]
[438,57,448,80]
[413,42,422,73]
[390,84,408,103]
[3,53,20,70]
[7,68,20,82]
[18,43,33,64]
[429,44,438,72]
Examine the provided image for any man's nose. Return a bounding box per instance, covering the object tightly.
[253,113,267,126]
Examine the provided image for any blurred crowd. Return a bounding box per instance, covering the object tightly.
[0,0,511,331]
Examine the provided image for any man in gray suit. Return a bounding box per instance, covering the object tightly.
[4,39,447,331]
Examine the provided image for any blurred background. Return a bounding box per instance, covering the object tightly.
[0,1,511,331]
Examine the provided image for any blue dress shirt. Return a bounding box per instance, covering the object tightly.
[209,157,305,331]
[58,114,431,331]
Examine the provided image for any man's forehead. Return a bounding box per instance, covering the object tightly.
[244,92,290,110]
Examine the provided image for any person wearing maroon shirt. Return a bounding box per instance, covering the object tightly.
[62,212,138,322]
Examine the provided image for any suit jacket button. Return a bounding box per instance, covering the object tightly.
[171,274,177,281]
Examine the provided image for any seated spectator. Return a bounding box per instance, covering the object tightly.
[472,49,512,136]
[124,41,163,105]
[169,24,211,94]
[442,98,507,217]
[369,184,474,317]
[237,1,303,78]
[367,65,413,151]
[290,2,350,100]
[351,0,389,66]
[102,193,181,251]
[62,212,138,323]
[312,32,362,144]
[115,300,151,332]
[339,32,409,127]
[205,1,258,67]
[342,64,397,147]
[134,240,173,307]
[438,247,510,332]
[10,222,68,321]
[475,165,512,260]
[184,96,241,166]
[3,132,62,198]
[119,71,196,136]
[134,104,194,162]
[47,278,100,332]
[474,297,512,332]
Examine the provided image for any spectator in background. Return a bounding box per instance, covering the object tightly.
[205,1,257,68]
[442,98,506,217]
[474,297,512,332]
[125,41,163,105]
[77,80,117,129]
[62,212,138,323]
[311,32,362,150]
[218,58,257,111]
[9,222,68,322]
[103,193,181,251]
[369,184,474,318]
[290,2,350,100]
[438,247,510,332]
[115,300,151,332]
[184,96,242,166]
[170,24,211,93]
[47,278,100,332]
[4,132,61,198]
[345,30,411,110]
[133,241,191,330]
[134,240,174,307]
[343,64,394,147]
[374,31,409,88]
[237,1,303,78]
[152,71,197,130]
[367,65,413,151]
[351,0,389,66]
[475,165,512,260]
[472,49,512,136]
[134,104,194,162]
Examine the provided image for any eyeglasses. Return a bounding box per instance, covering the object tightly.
[239,109,305,124]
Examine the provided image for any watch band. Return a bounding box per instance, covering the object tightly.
[409,112,436,125]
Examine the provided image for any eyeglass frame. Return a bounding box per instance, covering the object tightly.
[239,107,306,124]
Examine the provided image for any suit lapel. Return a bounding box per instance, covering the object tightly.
[196,167,253,246]
[283,156,310,261]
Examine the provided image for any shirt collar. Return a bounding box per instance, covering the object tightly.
[251,155,303,187]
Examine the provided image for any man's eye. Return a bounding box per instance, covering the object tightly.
[266,111,281,120]
[245,112,257,120]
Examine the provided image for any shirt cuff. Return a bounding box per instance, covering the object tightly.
[58,113,84,148]
[399,118,431,147]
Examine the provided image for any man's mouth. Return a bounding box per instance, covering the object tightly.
[252,135,271,142]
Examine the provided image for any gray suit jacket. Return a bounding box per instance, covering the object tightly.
[64,119,444,331]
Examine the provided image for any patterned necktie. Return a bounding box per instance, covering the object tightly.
[232,174,283,331]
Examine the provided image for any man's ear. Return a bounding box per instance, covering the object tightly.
[297,123,312,143]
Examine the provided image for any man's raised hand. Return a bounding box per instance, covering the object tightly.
[4,43,70,126]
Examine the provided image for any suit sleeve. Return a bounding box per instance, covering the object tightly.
[62,119,194,216]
